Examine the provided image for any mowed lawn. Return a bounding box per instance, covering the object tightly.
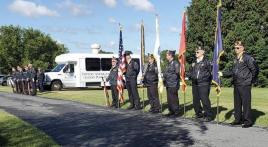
[0,86,267,127]
[0,109,58,146]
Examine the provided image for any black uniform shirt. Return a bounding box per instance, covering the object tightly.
[107,65,118,86]
[163,60,180,88]
[143,62,158,86]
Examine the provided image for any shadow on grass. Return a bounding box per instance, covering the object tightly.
[211,106,228,120]
[224,108,265,124]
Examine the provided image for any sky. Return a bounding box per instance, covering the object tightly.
[0,0,192,54]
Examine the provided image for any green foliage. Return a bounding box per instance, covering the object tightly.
[187,0,268,87]
[0,25,68,74]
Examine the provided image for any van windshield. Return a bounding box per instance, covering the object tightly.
[51,64,65,72]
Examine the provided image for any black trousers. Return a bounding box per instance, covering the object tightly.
[166,87,179,113]
[110,85,119,107]
[192,85,212,118]
[126,79,141,108]
[23,79,30,95]
[16,80,23,94]
[234,85,252,125]
[38,80,44,92]
[30,79,37,95]
[147,84,160,111]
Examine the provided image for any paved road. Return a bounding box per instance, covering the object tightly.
[0,92,267,147]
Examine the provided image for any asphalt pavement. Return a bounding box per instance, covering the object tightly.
[0,92,267,147]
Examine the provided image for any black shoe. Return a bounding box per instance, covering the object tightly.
[149,109,154,113]
[127,106,134,110]
[195,114,203,119]
[164,112,175,117]
[242,124,253,128]
[152,110,161,114]
[204,117,213,122]
[230,121,242,126]
[135,106,143,110]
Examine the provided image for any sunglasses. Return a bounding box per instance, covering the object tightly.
[195,52,200,54]
[235,47,240,50]
[112,60,116,62]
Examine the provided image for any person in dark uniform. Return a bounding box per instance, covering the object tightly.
[16,66,23,94]
[28,64,37,95]
[142,54,161,113]
[106,57,119,108]
[37,67,45,92]
[163,50,180,117]
[221,40,257,128]
[11,67,17,93]
[23,65,31,95]
[188,47,213,121]
[124,50,142,110]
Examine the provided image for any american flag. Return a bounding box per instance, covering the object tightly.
[117,24,126,103]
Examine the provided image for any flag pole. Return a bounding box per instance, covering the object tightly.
[217,94,219,124]
[183,91,186,118]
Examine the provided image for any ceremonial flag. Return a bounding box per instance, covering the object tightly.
[212,1,224,94]
[178,12,187,93]
[117,24,126,103]
[153,15,164,94]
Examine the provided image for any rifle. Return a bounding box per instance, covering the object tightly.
[102,77,111,107]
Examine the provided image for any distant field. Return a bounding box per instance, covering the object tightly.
[0,86,267,127]
[0,109,58,146]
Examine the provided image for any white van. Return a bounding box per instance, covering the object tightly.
[44,53,142,90]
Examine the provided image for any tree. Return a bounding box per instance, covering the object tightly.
[186,0,268,87]
[0,25,68,74]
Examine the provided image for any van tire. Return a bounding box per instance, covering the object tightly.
[51,80,62,91]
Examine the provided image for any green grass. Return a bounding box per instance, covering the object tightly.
[1,86,268,127]
[0,109,58,147]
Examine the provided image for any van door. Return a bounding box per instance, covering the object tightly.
[62,63,76,87]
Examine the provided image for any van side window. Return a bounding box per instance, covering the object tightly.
[63,65,69,73]
[69,64,74,73]
[85,58,100,71]
[101,58,112,71]
[63,64,74,73]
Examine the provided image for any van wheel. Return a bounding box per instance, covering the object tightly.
[51,81,62,91]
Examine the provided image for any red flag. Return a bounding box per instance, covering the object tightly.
[178,12,187,93]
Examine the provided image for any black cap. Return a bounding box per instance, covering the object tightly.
[111,56,118,61]
[148,53,155,58]
[196,46,205,51]
[124,50,133,56]
[167,50,176,56]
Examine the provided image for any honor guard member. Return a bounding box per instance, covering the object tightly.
[142,54,161,113]
[106,57,119,108]
[28,64,37,95]
[188,47,213,121]
[221,40,258,128]
[23,65,31,95]
[37,67,45,92]
[11,67,17,93]
[124,50,142,110]
[163,50,180,117]
[16,66,23,94]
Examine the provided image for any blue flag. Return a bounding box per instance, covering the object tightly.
[212,2,224,94]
